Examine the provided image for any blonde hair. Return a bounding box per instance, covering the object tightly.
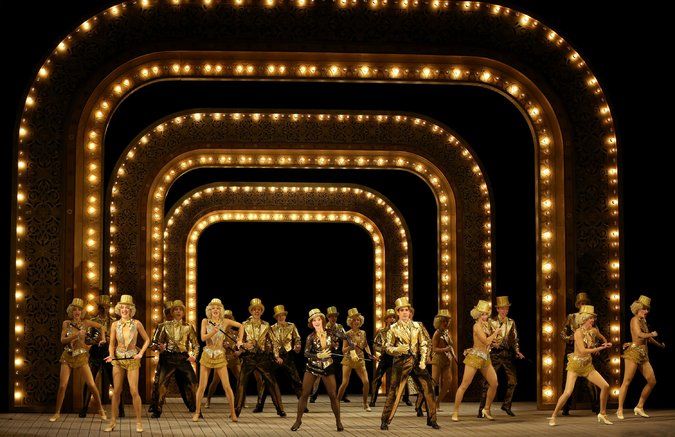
[206,303,224,319]
[66,304,88,320]
[630,301,644,316]
[470,308,486,320]
[578,312,594,325]
[348,315,365,328]
[114,303,136,318]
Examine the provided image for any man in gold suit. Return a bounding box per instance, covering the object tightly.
[234,298,286,417]
[478,295,524,417]
[254,305,304,412]
[562,292,600,415]
[380,297,439,430]
[148,300,199,418]
[369,309,397,407]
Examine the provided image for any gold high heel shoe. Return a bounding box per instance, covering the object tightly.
[99,409,108,421]
[103,421,116,432]
[616,409,624,420]
[634,407,650,418]
[548,416,557,426]
[49,413,60,422]
[451,411,459,422]
[481,408,495,420]
[136,422,143,432]
[364,403,372,412]
[192,412,200,422]
[597,413,613,425]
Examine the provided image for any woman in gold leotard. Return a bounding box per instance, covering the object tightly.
[548,305,613,426]
[616,295,664,419]
[103,295,150,433]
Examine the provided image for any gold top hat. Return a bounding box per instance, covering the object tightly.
[223,309,234,319]
[273,305,288,318]
[70,298,85,309]
[248,298,264,313]
[495,296,511,308]
[630,295,651,315]
[170,300,186,311]
[395,296,413,312]
[435,309,451,319]
[575,292,591,307]
[207,298,224,308]
[164,301,173,310]
[579,304,596,316]
[474,300,491,314]
[347,307,362,319]
[119,295,135,307]
[326,306,339,316]
[307,308,327,326]
[97,295,111,306]
[384,308,396,319]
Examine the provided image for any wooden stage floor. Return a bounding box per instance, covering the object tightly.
[1,396,673,436]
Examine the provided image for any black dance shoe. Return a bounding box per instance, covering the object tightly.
[309,394,318,403]
[403,398,413,406]
[342,396,351,403]
[416,407,424,417]
[427,418,441,429]
[562,409,570,416]
[278,410,287,417]
[78,410,87,418]
[253,404,264,413]
[304,407,309,413]
[290,420,301,431]
[501,405,515,416]
[336,421,344,432]
[380,420,389,430]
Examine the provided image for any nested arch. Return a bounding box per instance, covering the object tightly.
[11,1,621,408]
[106,110,487,343]
[162,182,412,331]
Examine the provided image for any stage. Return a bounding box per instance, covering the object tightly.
[1,397,673,436]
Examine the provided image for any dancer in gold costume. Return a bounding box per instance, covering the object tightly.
[51,297,107,423]
[193,298,243,422]
[452,299,499,422]
[336,307,376,411]
[548,305,613,426]
[616,295,664,419]
[104,295,151,433]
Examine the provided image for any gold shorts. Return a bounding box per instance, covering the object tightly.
[432,353,451,368]
[566,353,594,377]
[463,349,490,370]
[341,357,366,370]
[60,351,89,369]
[112,358,141,371]
[623,344,649,365]
[200,353,227,369]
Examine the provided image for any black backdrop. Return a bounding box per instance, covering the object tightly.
[3,0,672,409]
